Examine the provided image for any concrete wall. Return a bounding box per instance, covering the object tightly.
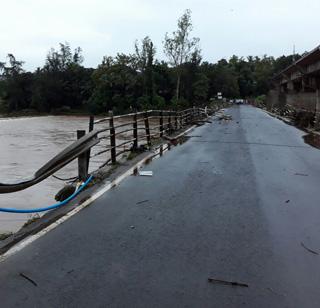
[267,90,317,112]
[266,90,287,111]
[266,90,279,110]
[286,92,317,112]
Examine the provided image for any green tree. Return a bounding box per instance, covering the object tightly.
[135,36,156,105]
[0,54,33,112]
[192,73,209,103]
[164,9,200,100]
[88,54,139,114]
[32,42,90,112]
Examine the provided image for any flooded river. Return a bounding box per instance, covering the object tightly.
[0,115,144,234]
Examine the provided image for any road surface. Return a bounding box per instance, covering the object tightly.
[0,105,320,307]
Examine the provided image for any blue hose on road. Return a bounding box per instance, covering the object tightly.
[0,175,93,214]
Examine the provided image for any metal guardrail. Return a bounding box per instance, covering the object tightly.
[0,107,213,194]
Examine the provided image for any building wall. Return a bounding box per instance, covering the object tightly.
[267,90,317,112]
[286,92,317,112]
[266,90,279,110]
[266,89,287,110]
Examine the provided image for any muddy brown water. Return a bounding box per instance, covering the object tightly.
[0,115,159,234]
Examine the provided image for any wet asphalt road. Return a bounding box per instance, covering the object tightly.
[0,105,320,308]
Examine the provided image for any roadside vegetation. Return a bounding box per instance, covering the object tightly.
[0,232,13,241]
[0,10,299,116]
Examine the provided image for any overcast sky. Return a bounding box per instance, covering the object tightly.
[1,0,319,71]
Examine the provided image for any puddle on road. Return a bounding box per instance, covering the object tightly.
[303,133,320,149]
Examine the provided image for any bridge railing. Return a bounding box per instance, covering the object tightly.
[0,107,213,194]
[85,107,211,176]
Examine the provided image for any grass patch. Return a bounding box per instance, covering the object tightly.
[126,151,139,160]
[0,232,13,241]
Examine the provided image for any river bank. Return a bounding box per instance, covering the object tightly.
[0,108,91,119]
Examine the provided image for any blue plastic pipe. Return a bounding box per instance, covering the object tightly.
[0,175,93,214]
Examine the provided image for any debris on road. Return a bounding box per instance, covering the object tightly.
[217,114,233,121]
[139,171,153,176]
[136,200,149,205]
[285,200,290,203]
[207,278,249,288]
[196,120,212,124]
[19,273,38,287]
[301,242,319,255]
[130,225,135,229]
[294,173,309,177]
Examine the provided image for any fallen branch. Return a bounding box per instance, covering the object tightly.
[194,120,212,125]
[208,278,248,287]
[301,242,319,255]
[294,173,308,177]
[19,273,38,287]
[217,115,232,121]
[136,200,149,205]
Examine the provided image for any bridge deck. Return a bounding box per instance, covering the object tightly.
[1,105,320,308]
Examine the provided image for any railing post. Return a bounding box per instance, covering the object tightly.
[77,130,88,181]
[109,117,116,164]
[133,113,138,150]
[175,112,178,130]
[168,113,172,134]
[86,115,94,173]
[160,111,163,137]
[144,112,151,146]
[89,115,94,132]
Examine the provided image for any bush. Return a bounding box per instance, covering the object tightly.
[153,95,166,109]
[256,95,267,107]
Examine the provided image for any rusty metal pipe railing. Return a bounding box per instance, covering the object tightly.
[0,107,210,194]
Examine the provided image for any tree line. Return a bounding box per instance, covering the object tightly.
[0,10,299,115]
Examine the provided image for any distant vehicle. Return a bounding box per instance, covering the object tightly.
[235,99,244,104]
